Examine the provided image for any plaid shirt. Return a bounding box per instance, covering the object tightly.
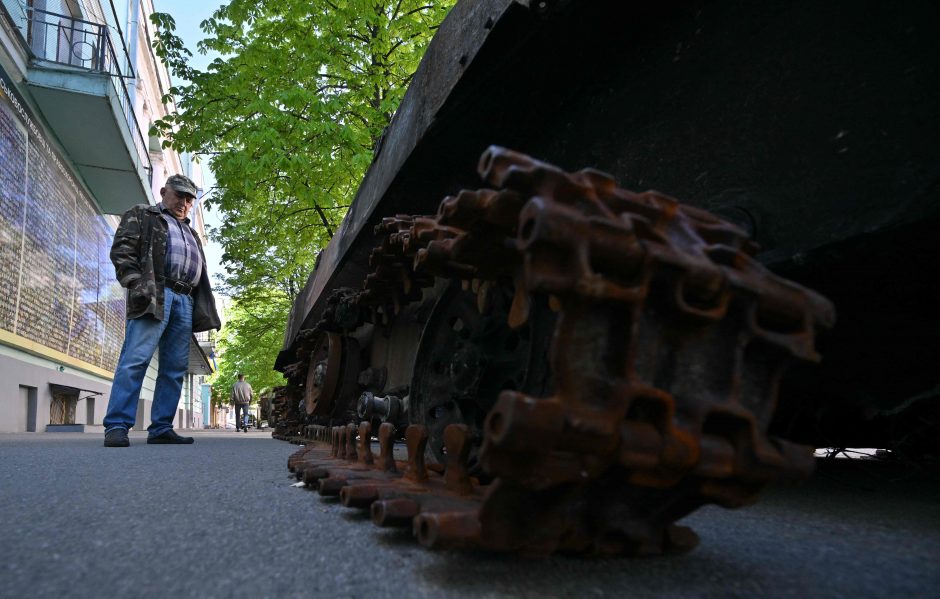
[159,203,203,287]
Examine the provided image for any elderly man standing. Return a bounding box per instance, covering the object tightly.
[103,174,221,447]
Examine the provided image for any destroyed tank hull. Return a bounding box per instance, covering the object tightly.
[272,0,940,554]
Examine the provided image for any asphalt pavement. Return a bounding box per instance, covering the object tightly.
[1,430,937,599]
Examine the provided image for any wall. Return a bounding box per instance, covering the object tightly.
[0,342,111,432]
[0,0,210,432]
[0,35,129,432]
[0,70,126,376]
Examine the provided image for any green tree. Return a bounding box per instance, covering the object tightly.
[150,0,455,377]
[210,296,289,399]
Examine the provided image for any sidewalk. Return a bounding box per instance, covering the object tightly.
[0,431,937,599]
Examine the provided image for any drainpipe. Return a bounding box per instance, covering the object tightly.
[126,0,141,111]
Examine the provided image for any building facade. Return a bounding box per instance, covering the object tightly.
[0,0,213,433]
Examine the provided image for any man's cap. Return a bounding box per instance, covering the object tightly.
[166,174,198,198]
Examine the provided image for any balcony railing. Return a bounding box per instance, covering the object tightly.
[0,3,153,185]
[25,8,125,76]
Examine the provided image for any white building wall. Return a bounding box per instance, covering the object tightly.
[0,0,212,432]
[0,2,124,432]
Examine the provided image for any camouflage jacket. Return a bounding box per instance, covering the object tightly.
[110,204,221,332]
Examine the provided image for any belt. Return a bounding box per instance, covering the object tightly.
[165,278,196,296]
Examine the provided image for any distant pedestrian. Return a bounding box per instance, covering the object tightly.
[103,174,221,447]
[232,374,253,432]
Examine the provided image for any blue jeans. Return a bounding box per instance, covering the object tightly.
[104,287,193,437]
[235,403,250,429]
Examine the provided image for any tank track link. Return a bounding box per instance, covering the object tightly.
[282,146,835,555]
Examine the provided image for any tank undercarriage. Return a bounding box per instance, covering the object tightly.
[273,147,833,555]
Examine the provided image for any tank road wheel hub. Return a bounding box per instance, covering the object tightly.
[410,281,552,467]
[304,332,359,418]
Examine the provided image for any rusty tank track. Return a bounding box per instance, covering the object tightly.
[280,146,835,555]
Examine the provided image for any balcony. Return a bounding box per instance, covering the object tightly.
[194,330,217,373]
[189,334,214,375]
[1,3,153,214]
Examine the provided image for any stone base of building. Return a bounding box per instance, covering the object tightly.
[45,424,105,433]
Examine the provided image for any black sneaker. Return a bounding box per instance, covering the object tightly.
[147,429,195,444]
[104,428,129,447]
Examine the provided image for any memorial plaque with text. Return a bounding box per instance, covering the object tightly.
[0,100,26,331]
[0,80,125,372]
[71,205,101,364]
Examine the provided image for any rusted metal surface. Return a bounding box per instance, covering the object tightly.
[275,147,834,555]
[275,0,940,458]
